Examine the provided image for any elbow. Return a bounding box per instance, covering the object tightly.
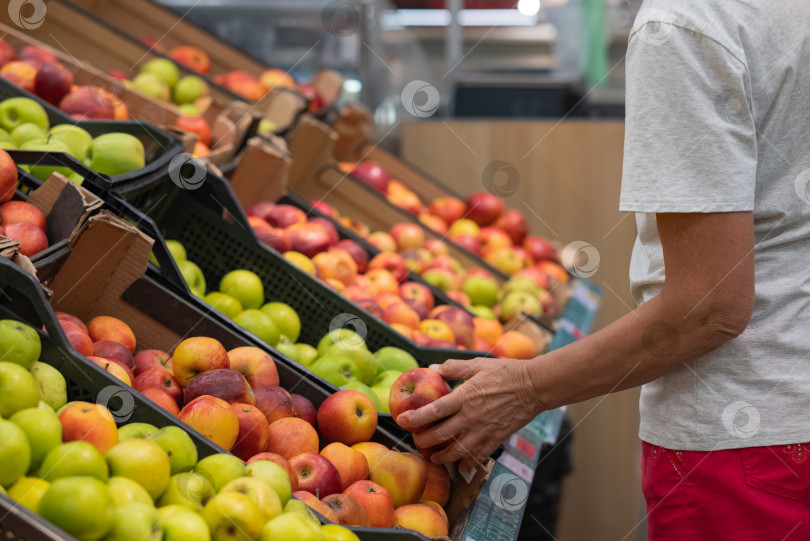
[699,298,753,346]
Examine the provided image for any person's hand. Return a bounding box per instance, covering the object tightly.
[396,356,546,472]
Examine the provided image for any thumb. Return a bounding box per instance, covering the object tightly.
[432,357,484,380]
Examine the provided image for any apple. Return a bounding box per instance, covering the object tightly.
[221,70,266,101]
[3,221,48,256]
[219,269,264,310]
[368,252,408,283]
[87,132,145,177]
[38,476,114,540]
[465,190,504,226]
[435,307,475,348]
[260,512,322,541]
[393,503,449,537]
[221,476,283,522]
[57,311,88,333]
[245,201,276,221]
[85,355,131,385]
[322,493,370,527]
[10,122,46,147]
[134,349,172,375]
[316,390,377,446]
[33,63,73,106]
[389,223,425,251]
[298,83,325,112]
[1,61,36,92]
[344,480,395,528]
[58,86,115,120]
[502,276,541,297]
[0,419,29,487]
[147,426,198,475]
[390,368,452,429]
[0,201,43,231]
[418,319,456,344]
[421,268,459,292]
[311,355,361,387]
[157,472,215,511]
[266,417,319,459]
[0,39,15,67]
[173,75,209,104]
[484,246,524,276]
[203,492,264,541]
[93,339,135,369]
[135,369,182,403]
[169,46,211,74]
[184,368,255,406]
[291,453,343,498]
[367,231,397,253]
[141,58,179,88]
[369,451,428,508]
[383,302,421,330]
[106,438,171,499]
[8,476,50,512]
[492,330,537,359]
[334,240,368,272]
[178,395,240,450]
[118,422,158,441]
[159,505,211,541]
[350,162,389,193]
[388,189,422,215]
[9,407,60,471]
[142,388,180,415]
[86,316,135,354]
[523,235,556,262]
[321,442,369,490]
[290,393,317,427]
[500,290,542,321]
[494,208,528,245]
[266,204,306,228]
[172,336,230,386]
[59,401,118,454]
[287,223,332,258]
[204,292,244,319]
[226,347,279,390]
[230,403,270,461]
[108,476,154,507]
[0,320,41,370]
[284,251,316,274]
[19,46,60,68]
[38,441,108,482]
[254,385,295,424]
[245,459,293,505]
[313,250,358,286]
[291,490,338,523]
[428,197,465,225]
[105,502,162,541]
[194,453,246,492]
[30,361,67,410]
[0,97,48,133]
[259,68,295,90]
[0,147,16,202]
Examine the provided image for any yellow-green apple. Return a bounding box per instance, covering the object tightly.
[350,162,389,193]
[87,133,146,177]
[141,388,180,416]
[321,442,369,490]
[0,320,40,369]
[297,344,319,367]
[134,349,172,375]
[293,490,340,523]
[231,403,270,461]
[118,422,157,441]
[392,503,449,537]
[59,401,119,454]
[435,307,475,348]
[316,390,378,446]
[8,476,50,511]
[169,46,210,74]
[311,355,361,387]
[172,75,209,105]
[421,268,459,292]
[219,269,265,310]
[202,492,264,541]
[9,407,61,471]
[368,252,408,283]
[194,453,246,492]
[87,355,133,386]
[493,209,528,245]
[0,419,29,487]
[461,275,499,307]
[158,505,210,541]
[135,368,182,403]
[108,476,154,507]
[38,441,108,482]
[291,453,343,498]
[500,290,541,321]
[418,319,456,344]
[322,493,370,526]
[183,368,255,406]
[260,68,295,89]
[367,231,397,253]
[157,472,215,511]
[178,395,240,450]
[178,260,206,297]
[290,393,317,427]
[260,302,301,342]
[502,276,541,296]
[389,368,452,430]
[38,476,114,540]
[492,330,537,360]
[106,438,171,499]
[420,462,451,506]
[370,385,391,413]
[344,480,395,528]
[0,97,49,131]
[147,426,198,475]
[284,251,317,274]
[10,123,45,147]
[204,292,244,319]
[233,309,281,346]
[104,501,162,541]
[132,72,170,101]
[485,247,524,276]
[350,442,389,471]
[260,511,323,541]
[342,381,382,412]
[371,348,415,375]
[0,361,39,417]
[266,417,319,459]
[172,336,230,386]
[254,386,295,424]
[141,58,179,88]
[245,459,293,505]
[369,450,427,508]
[319,524,362,540]
[287,222,332,258]
[221,476,283,522]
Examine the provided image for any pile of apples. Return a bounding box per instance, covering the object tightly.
[0,149,50,257]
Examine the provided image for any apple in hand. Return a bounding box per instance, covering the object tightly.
[390,368,452,430]
[316,390,378,446]
[322,493,370,527]
[344,480,395,528]
[172,336,230,386]
[290,452,343,498]
[178,395,240,451]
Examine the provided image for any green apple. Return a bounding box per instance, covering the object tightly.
[320,524,361,541]
[38,476,114,540]
[372,370,402,388]
[260,302,301,342]
[178,260,207,297]
[469,305,497,320]
[166,240,187,262]
[106,439,171,500]
[370,385,390,414]
[173,75,209,105]
[373,347,418,375]
[0,361,40,417]
[317,328,367,357]
[221,476,282,522]
[178,103,200,115]
[343,380,382,411]
[462,276,500,307]
[39,441,109,482]
[132,72,171,102]
[0,127,13,144]
[202,492,264,541]
[108,476,154,507]
[8,476,49,511]
[0,140,17,149]
[502,276,541,296]
[283,499,320,525]
[105,502,162,541]
[310,355,361,387]
[219,269,264,310]
[296,344,319,367]
[275,338,300,363]
[157,472,214,512]
[0,97,50,132]
[0,419,30,488]
[203,292,243,320]
[118,422,159,441]
[87,133,146,177]
[245,460,291,506]
[325,343,377,384]
[0,320,41,369]
[141,58,179,88]
[19,139,74,181]
[9,407,61,471]
[37,400,55,412]
[30,362,67,410]
[501,290,541,321]
[261,513,323,541]
[233,309,280,347]
[194,453,246,492]
[147,426,198,475]
[49,124,93,161]
[158,506,211,541]
[11,122,46,146]
[257,119,276,135]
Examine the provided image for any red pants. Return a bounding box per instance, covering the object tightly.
[642,441,810,540]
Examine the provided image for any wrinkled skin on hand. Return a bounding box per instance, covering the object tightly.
[396,356,546,473]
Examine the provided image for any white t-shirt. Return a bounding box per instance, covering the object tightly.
[620,0,810,451]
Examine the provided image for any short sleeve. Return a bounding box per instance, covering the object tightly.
[619,21,757,213]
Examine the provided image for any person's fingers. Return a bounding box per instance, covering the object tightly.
[397,388,464,430]
[433,357,484,380]
[412,412,469,449]
[459,438,500,473]
[430,430,484,465]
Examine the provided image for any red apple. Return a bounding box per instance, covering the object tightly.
[478,227,513,254]
[178,395,240,450]
[290,393,317,428]
[400,282,434,314]
[183,369,255,406]
[310,200,336,218]
[172,336,230,386]
[0,62,36,92]
[56,312,87,334]
[298,83,325,112]
[310,217,339,247]
[290,453,343,498]
[383,302,421,330]
[334,240,368,273]
[368,252,408,283]
[321,493,370,527]
[245,201,275,221]
[133,349,172,375]
[256,226,289,252]
[266,204,306,228]
[287,223,331,258]
[254,386,295,424]
[344,480,395,528]
[321,442,369,491]
[87,356,133,386]
[523,235,556,262]
[418,214,449,235]
[369,451,428,508]
[141,388,179,416]
[266,417,319,459]
[434,307,475,348]
[465,190,504,226]
[58,86,116,120]
[390,368,452,429]
[449,234,481,255]
[169,46,210,74]
[228,347,279,388]
[293,491,339,523]
[316,390,378,446]
[20,46,60,69]
[389,223,424,251]
[428,197,465,226]
[92,340,134,370]
[34,63,74,106]
[0,201,46,229]
[64,326,93,357]
[367,231,397,253]
[231,403,271,461]
[134,369,182,404]
[420,462,451,506]
[350,162,389,194]
[173,115,212,146]
[0,40,16,68]
[4,222,48,256]
[493,209,528,245]
[424,239,448,257]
